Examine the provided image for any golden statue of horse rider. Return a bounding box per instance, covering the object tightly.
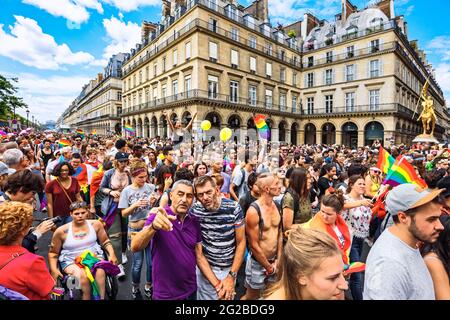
[417,93,437,136]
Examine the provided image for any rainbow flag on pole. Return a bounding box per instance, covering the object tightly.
[91,129,97,135]
[376,147,395,174]
[76,129,85,139]
[383,156,428,189]
[254,114,270,140]
[58,139,72,148]
[124,125,135,135]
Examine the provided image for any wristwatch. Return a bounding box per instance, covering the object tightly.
[228,270,237,279]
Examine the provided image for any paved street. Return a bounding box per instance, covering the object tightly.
[34,210,247,300]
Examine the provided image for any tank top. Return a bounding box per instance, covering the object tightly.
[41,149,53,168]
[370,175,381,194]
[58,221,103,266]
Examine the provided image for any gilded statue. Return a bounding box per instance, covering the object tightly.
[417,94,436,136]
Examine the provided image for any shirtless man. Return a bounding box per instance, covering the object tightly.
[241,172,283,300]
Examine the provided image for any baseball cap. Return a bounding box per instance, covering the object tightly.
[385,184,444,215]
[115,152,129,162]
[437,176,450,198]
[0,162,8,176]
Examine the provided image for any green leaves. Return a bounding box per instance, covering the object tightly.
[0,74,27,117]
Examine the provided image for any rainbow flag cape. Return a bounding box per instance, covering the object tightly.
[76,129,85,139]
[58,139,72,148]
[75,250,101,300]
[383,156,428,189]
[376,146,395,175]
[124,125,135,135]
[254,114,270,140]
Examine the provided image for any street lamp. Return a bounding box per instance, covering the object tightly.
[32,115,34,128]
[26,108,29,128]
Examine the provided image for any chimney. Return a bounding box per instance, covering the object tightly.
[303,13,320,36]
[376,0,395,19]
[341,0,357,23]
[141,21,157,43]
[97,73,103,82]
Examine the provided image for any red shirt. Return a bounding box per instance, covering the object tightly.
[0,245,55,300]
[45,177,81,217]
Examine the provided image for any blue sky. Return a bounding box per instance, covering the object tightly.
[0,0,449,122]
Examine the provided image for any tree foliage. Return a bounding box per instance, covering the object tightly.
[0,74,27,118]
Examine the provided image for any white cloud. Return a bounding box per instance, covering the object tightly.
[0,16,95,70]
[102,0,159,12]
[92,16,141,67]
[1,71,91,122]
[427,36,450,61]
[434,63,450,104]
[22,0,103,24]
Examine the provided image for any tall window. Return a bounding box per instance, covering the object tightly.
[347,45,355,58]
[279,50,285,61]
[326,51,333,63]
[266,62,272,78]
[152,87,157,101]
[172,80,178,96]
[265,43,272,55]
[209,18,218,32]
[292,95,297,112]
[371,39,380,52]
[231,27,239,41]
[231,49,238,68]
[145,66,149,80]
[369,90,380,110]
[325,69,333,85]
[249,86,257,106]
[249,56,256,73]
[117,92,122,101]
[153,63,157,77]
[307,97,314,114]
[185,42,191,60]
[173,50,178,65]
[209,42,218,61]
[162,57,166,72]
[184,75,191,96]
[346,64,355,81]
[161,85,167,98]
[208,75,218,99]
[265,89,273,108]
[308,56,314,67]
[249,36,257,49]
[280,68,286,83]
[139,70,143,84]
[345,92,355,112]
[325,95,333,113]
[279,93,287,110]
[292,72,297,86]
[370,60,380,78]
[307,73,314,88]
[230,81,238,103]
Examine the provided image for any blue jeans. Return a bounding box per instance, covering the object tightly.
[349,236,364,300]
[128,226,152,286]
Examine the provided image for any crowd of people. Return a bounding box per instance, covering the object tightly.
[0,129,449,300]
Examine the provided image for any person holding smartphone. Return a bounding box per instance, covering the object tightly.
[119,160,156,300]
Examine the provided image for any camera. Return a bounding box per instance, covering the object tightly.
[45,216,62,224]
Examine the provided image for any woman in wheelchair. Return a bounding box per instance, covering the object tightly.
[48,201,118,300]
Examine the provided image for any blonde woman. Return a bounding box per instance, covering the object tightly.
[264,227,348,300]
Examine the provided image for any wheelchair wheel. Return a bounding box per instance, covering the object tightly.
[105,274,118,300]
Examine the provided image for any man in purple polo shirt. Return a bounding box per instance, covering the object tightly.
[130,180,201,300]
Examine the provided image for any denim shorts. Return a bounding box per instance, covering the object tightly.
[244,254,277,290]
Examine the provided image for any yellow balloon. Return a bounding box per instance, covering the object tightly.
[201,120,211,131]
[220,128,232,141]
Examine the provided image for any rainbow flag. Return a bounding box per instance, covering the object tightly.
[254,114,270,140]
[383,156,428,189]
[376,146,395,174]
[91,129,97,135]
[124,125,135,135]
[58,139,72,148]
[76,129,85,139]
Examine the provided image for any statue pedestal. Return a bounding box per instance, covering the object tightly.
[413,134,440,144]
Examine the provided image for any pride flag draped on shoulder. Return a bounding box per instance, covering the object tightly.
[253,114,270,140]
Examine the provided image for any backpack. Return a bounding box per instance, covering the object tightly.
[249,201,282,240]
[232,168,246,195]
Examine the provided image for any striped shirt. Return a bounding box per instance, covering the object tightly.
[191,198,244,268]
